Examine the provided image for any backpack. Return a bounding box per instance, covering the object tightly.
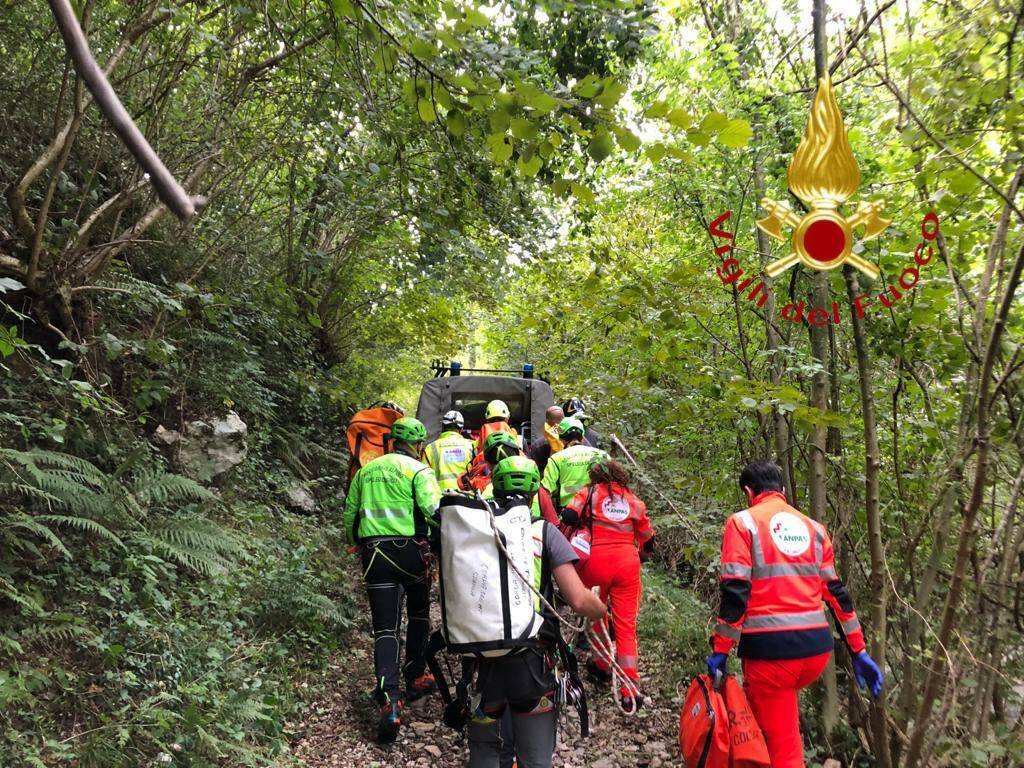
[346,405,403,486]
[679,675,730,768]
[437,494,544,657]
[679,675,770,768]
[560,485,596,569]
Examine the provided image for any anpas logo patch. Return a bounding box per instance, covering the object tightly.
[602,496,631,523]
[769,512,811,557]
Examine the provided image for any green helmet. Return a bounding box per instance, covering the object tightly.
[492,455,541,495]
[391,416,427,444]
[483,431,520,463]
[558,417,585,441]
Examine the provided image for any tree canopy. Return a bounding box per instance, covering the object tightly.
[1,1,1022,766]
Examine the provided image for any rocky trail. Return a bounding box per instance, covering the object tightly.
[291,574,683,768]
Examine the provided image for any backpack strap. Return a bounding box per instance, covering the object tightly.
[410,467,430,539]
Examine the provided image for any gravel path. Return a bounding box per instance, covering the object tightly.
[291,576,683,768]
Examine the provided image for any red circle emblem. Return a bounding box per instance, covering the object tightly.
[803,219,846,263]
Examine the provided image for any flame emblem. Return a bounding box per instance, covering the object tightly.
[758,76,889,279]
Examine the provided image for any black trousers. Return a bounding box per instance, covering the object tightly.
[360,538,431,704]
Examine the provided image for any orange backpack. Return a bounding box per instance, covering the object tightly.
[680,675,730,768]
[722,676,770,767]
[346,406,403,486]
[680,675,770,768]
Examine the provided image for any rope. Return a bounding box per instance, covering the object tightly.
[476,491,642,715]
[611,433,699,536]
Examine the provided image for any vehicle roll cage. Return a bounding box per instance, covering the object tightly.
[431,360,550,383]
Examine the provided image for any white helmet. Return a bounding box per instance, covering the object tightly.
[442,410,464,430]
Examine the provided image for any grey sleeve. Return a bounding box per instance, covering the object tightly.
[542,521,578,568]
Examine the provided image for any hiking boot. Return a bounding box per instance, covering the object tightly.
[406,672,437,702]
[618,684,644,713]
[586,658,612,684]
[377,700,403,743]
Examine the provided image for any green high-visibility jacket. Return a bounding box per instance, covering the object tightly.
[424,431,475,492]
[541,443,608,508]
[344,452,441,544]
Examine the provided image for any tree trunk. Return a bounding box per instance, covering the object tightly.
[844,267,892,768]
[905,241,1024,767]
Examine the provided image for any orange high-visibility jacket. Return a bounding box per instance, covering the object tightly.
[712,491,867,660]
[476,420,519,453]
[567,482,654,548]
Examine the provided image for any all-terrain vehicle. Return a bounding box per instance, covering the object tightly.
[415,361,555,446]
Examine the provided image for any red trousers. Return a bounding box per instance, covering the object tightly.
[578,546,642,679]
[741,652,831,768]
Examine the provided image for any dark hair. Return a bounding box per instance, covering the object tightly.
[589,458,630,494]
[739,461,784,495]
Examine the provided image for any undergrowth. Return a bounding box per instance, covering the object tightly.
[0,275,360,767]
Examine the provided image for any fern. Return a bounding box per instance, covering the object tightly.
[227,696,272,723]
[130,518,244,576]
[35,515,123,547]
[20,621,97,646]
[0,573,42,614]
[4,513,73,558]
[131,470,214,507]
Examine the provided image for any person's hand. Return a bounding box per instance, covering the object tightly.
[852,650,884,698]
[706,652,728,682]
[560,507,581,527]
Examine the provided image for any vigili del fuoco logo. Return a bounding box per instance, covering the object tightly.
[710,75,939,326]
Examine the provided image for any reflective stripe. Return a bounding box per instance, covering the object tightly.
[363,508,409,519]
[721,562,752,578]
[841,617,861,634]
[751,563,821,579]
[743,610,828,630]
[736,510,765,568]
[811,521,825,566]
[616,654,639,670]
[714,623,742,640]
[436,471,462,480]
[820,566,838,581]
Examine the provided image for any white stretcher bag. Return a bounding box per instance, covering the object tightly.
[438,494,543,657]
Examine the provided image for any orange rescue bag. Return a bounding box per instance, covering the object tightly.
[679,674,729,768]
[346,406,403,486]
[720,675,770,768]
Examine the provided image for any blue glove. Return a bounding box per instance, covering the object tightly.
[706,653,728,683]
[852,650,884,698]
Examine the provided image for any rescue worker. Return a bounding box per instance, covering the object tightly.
[562,396,601,449]
[541,418,608,511]
[461,431,521,494]
[343,416,442,742]
[465,432,560,527]
[564,459,654,710]
[468,455,607,768]
[476,399,519,452]
[707,461,884,768]
[528,405,564,477]
[424,410,475,492]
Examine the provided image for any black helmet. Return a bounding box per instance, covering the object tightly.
[562,396,588,420]
[381,401,405,415]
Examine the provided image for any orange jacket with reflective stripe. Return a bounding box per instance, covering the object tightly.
[475,421,519,453]
[567,482,653,548]
[712,491,866,660]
